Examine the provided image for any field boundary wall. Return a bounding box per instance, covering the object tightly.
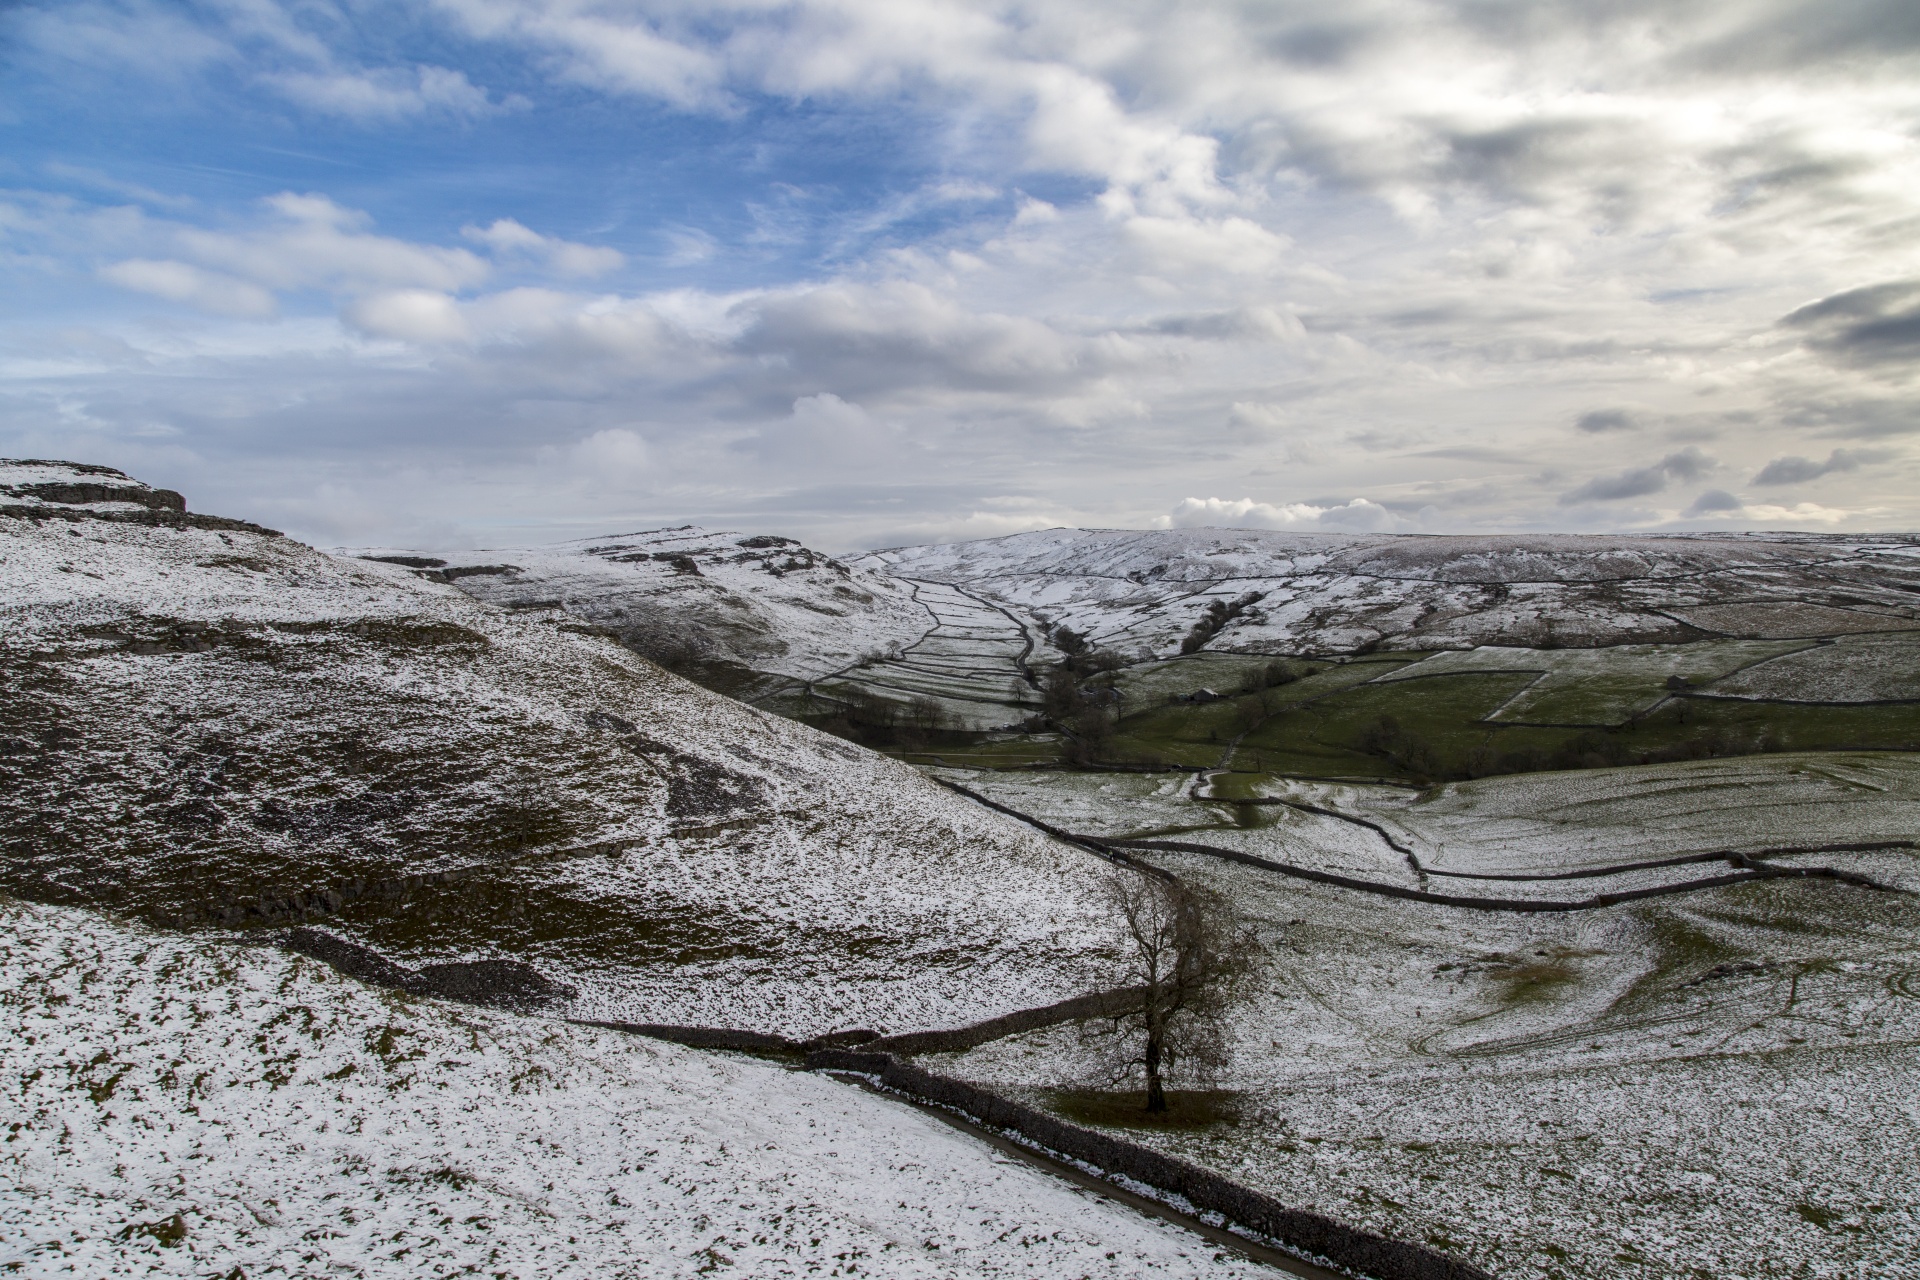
[807,1046,1492,1280]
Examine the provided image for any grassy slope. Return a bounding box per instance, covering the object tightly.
[1101,652,1920,784]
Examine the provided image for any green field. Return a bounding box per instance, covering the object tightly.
[851,640,1920,785]
[1225,671,1920,783]
[1373,639,1817,725]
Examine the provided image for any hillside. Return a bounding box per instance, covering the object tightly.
[358,527,930,701]
[856,527,1920,657]
[0,896,1270,1279]
[0,461,1117,1038]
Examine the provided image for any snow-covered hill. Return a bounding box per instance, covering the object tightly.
[0,897,1266,1279]
[356,526,930,692]
[857,527,1920,658]
[0,461,1115,1038]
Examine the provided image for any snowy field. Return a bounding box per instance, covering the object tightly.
[1367,754,1920,881]
[1705,632,1920,703]
[919,756,1920,1276]
[0,898,1273,1280]
[941,840,1920,1280]
[818,579,1039,730]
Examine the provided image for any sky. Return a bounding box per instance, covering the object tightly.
[2,0,1918,551]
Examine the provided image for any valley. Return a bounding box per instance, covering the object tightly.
[5,460,1919,1279]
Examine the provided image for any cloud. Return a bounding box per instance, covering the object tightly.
[1575,408,1637,433]
[1683,489,1744,516]
[174,193,491,297]
[76,199,629,330]
[463,220,625,278]
[97,259,277,318]
[1782,281,1920,367]
[342,290,471,343]
[1561,447,1717,504]
[1143,307,1303,342]
[731,282,1147,398]
[569,427,651,478]
[268,65,500,121]
[1736,502,1865,525]
[739,393,909,471]
[1121,216,1291,277]
[1751,447,1891,485]
[1166,495,1410,533]
[1678,497,1866,526]
[16,1,1920,547]
[434,0,724,109]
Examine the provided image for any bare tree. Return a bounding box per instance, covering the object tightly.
[1085,868,1253,1112]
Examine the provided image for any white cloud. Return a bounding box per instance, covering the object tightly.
[464,219,625,277]
[1013,198,1060,225]
[1167,495,1411,533]
[175,194,491,295]
[269,64,499,121]
[741,393,907,471]
[570,427,651,477]
[343,290,471,343]
[1121,216,1291,277]
[1678,495,1869,526]
[1738,501,1866,525]
[97,259,277,318]
[433,0,724,109]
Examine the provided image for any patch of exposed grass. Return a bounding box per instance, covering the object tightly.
[1045,1088,1244,1131]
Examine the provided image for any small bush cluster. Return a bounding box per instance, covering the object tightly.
[1178,593,1266,655]
[1049,625,1127,677]
[813,689,956,751]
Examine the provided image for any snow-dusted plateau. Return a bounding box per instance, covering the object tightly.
[6,459,1920,1279]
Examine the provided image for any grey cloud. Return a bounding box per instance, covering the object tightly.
[1262,20,1378,68]
[1137,308,1301,341]
[1560,447,1716,504]
[1684,0,1920,69]
[1661,447,1716,482]
[1774,392,1920,440]
[1683,489,1743,516]
[1575,408,1636,433]
[1453,0,1920,70]
[1751,447,1890,485]
[1439,117,1612,201]
[1751,455,1826,485]
[1782,281,1920,366]
[1562,466,1668,503]
[1410,446,1532,464]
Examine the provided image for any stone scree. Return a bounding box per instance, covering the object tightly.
[807,1047,1492,1280]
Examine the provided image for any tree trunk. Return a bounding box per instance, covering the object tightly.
[1144,1034,1167,1112]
